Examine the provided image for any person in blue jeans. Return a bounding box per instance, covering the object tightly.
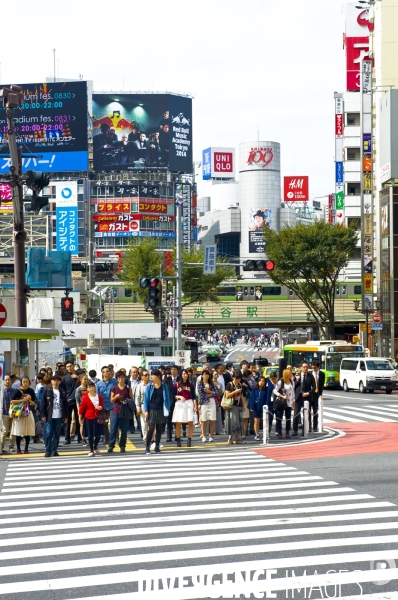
[96,366,117,444]
[39,375,69,457]
[108,371,133,453]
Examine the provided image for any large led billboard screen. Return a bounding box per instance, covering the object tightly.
[92,93,192,173]
[0,81,88,172]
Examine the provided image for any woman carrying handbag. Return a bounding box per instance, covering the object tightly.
[78,381,105,456]
[224,369,245,444]
[10,376,37,454]
[172,369,195,447]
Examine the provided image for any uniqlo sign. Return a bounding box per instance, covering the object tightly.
[283,176,309,201]
[202,147,235,179]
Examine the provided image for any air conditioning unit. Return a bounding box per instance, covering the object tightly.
[87,334,96,348]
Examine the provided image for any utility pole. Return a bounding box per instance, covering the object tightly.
[0,86,28,359]
[175,203,182,350]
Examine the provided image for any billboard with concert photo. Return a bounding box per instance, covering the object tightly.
[92,93,192,173]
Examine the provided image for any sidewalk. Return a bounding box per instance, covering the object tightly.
[0,425,337,459]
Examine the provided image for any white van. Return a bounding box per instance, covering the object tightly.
[340,357,398,394]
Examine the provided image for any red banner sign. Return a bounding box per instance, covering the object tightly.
[93,214,174,222]
[283,176,309,201]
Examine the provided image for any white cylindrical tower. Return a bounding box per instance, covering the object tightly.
[239,141,281,277]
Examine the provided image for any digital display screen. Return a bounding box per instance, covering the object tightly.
[0,81,88,172]
[92,93,192,173]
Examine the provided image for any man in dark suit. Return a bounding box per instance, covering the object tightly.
[310,359,325,432]
[292,361,314,436]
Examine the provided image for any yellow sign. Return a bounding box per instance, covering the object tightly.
[364,272,373,293]
[359,324,371,332]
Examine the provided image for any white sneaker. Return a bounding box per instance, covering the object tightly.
[94,449,100,454]
[88,451,95,457]
[202,437,207,442]
[151,442,156,450]
[159,444,164,448]
[208,437,214,442]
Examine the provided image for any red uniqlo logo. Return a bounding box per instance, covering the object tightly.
[283,176,309,202]
[213,152,233,174]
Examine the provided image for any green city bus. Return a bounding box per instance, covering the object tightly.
[283,341,366,388]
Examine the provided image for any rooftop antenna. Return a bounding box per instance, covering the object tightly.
[53,48,56,82]
[257,125,259,141]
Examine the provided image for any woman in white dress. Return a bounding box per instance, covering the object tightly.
[172,369,196,447]
[10,376,37,454]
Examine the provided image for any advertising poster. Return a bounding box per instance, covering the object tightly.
[0,81,88,172]
[248,208,271,253]
[92,93,192,173]
[55,182,78,255]
[284,176,309,201]
[0,183,12,213]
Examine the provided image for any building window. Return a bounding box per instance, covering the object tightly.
[336,287,340,295]
[263,286,281,296]
[354,285,362,295]
[346,113,360,126]
[346,148,360,161]
[347,183,360,195]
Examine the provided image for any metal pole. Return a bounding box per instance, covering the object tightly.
[53,49,56,82]
[3,90,28,359]
[112,288,115,355]
[303,400,309,437]
[108,290,111,354]
[99,285,102,355]
[318,395,324,433]
[172,285,176,357]
[88,200,95,317]
[176,203,182,351]
[262,405,269,445]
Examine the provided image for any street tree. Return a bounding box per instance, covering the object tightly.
[263,221,359,338]
[120,238,235,320]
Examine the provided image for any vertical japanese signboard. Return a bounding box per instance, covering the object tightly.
[361,60,373,313]
[175,183,192,250]
[345,3,372,91]
[335,96,344,226]
[203,244,217,275]
[55,182,78,256]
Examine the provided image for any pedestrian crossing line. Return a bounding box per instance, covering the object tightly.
[0,481,342,508]
[4,517,398,553]
[368,404,398,415]
[5,449,263,469]
[0,475,324,501]
[353,405,398,418]
[323,410,366,422]
[2,467,308,492]
[339,406,397,422]
[1,507,396,536]
[3,453,280,480]
[0,498,384,526]
[0,492,372,518]
[323,406,392,421]
[1,452,397,600]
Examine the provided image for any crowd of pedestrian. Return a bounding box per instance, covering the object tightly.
[0,358,323,456]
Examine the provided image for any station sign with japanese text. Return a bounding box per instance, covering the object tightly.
[55,182,78,255]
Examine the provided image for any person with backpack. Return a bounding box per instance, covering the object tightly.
[39,375,69,457]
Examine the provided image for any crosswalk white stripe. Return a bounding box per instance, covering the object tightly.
[338,406,396,422]
[4,518,398,551]
[0,475,323,500]
[3,462,295,483]
[0,536,398,597]
[368,404,398,415]
[343,405,398,419]
[0,492,371,517]
[5,450,265,471]
[1,527,398,562]
[0,481,341,507]
[322,410,366,422]
[0,498,385,525]
[0,466,306,491]
[1,508,397,536]
[4,552,397,598]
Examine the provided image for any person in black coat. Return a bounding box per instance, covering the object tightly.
[310,360,325,432]
[292,361,314,436]
[40,375,69,457]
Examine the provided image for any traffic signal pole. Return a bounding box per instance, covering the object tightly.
[176,203,183,351]
[0,86,28,358]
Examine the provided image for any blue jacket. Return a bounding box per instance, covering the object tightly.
[96,378,117,411]
[249,388,268,411]
[143,382,171,413]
